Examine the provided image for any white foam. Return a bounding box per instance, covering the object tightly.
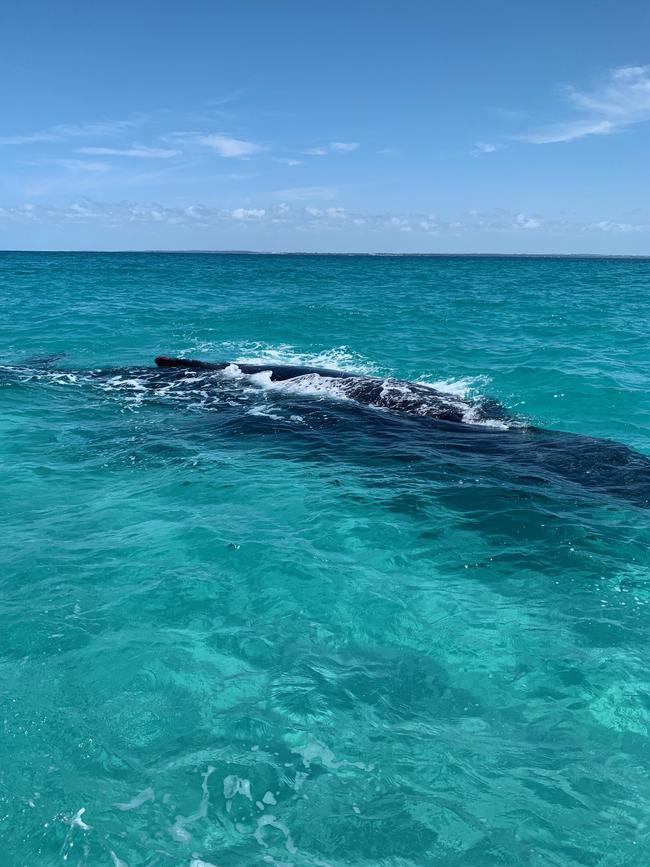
[255,814,297,854]
[207,364,355,409]
[168,766,215,843]
[248,370,277,389]
[276,376,353,405]
[114,787,154,811]
[416,375,513,429]
[247,405,284,420]
[104,376,147,393]
[223,774,253,801]
[293,771,309,792]
[419,375,485,398]
[291,739,370,772]
[70,807,91,830]
[461,408,510,430]
[13,370,81,387]
[169,821,192,843]
[179,341,377,375]
[220,363,247,380]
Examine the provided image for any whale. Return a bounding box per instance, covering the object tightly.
[2,354,649,507]
[153,355,507,425]
[150,356,650,508]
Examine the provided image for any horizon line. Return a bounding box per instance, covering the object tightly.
[1,249,650,259]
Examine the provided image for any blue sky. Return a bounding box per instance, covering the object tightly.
[1,0,650,252]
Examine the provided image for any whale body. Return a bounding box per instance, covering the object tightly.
[153,355,505,425]
[2,354,649,507]
[149,356,650,508]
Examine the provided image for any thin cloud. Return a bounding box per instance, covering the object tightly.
[78,146,179,158]
[387,216,412,232]
[518,65,650,144]
[203,89,245,107]
[5,198,642,239]
[197,134,261,158]
[272,186,337,201]
[23,157,110,172]
[520,119,615,145]
[55,119,140,138]
[471,141,501,156]
[587,219,649,233]
[0,132,60,145]
[513,213,541,229]
[231,207,265,220]
[329,141,359,152]
[303,141,360,156]
[0,118,138,146]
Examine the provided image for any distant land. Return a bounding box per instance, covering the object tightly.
[2,250,650,259]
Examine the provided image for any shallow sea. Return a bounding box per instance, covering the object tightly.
[1,252,649,866]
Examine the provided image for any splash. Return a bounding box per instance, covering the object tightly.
[179,341,379,375]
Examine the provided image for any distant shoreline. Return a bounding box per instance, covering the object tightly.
[1,249,650,259]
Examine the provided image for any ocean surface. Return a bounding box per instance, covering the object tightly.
[1,251,649,867]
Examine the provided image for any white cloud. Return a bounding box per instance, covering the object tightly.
[514,213,541,229]
[204,89,245,107]
[272,186,337,201]
[78,146,179,158]
[471,141,500,156]
[329,141,359,152]
[7,199,644,241]
[0,118,138,146]
[68,202,106,218]
[303,141,359,156]
[231,207,265,220]
[586,219,648,233]
[519,119,615,145]
[273,157,304,166]
[56,119,140,138]
[384,216,413,232]
[24,158,110,173]
[198,134,260,158]
[0,132,60,145]
[519,65,650,144]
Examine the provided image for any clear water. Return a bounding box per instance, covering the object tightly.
[1,252,649,866]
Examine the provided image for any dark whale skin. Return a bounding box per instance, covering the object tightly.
[154,355,349,381]
[153,355,486,423]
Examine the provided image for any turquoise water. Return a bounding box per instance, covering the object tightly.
[1,252,650,866]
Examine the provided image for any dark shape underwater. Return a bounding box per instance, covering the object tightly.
[4,354,650,508]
